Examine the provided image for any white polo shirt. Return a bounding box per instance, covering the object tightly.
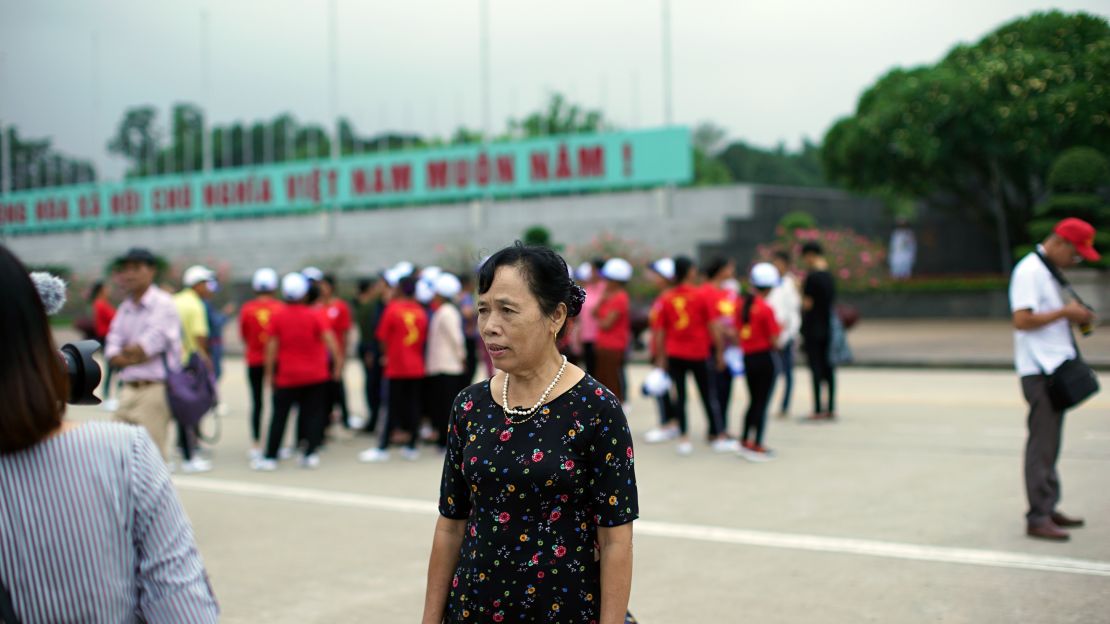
[1009,247,1076,376]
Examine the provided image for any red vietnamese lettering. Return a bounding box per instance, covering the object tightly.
[622,143,632,177]
[390,164,412,192]
[427,161,448,189]
[374,167,385,193]
[530,152,549,181]
[577,146,604,177]
[476,153,490,186]
[353,169,369,195]
[555,144,571,179]
[454,159,469,187]
[327,170,338,197]
[261,179,272,202]
[496,156,514,183]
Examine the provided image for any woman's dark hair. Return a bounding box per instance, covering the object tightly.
[702,257,731,279]
[773,249,791,263]
[673,255,696,283]
[801,241,824,256]
[398,275,418,297]
[88,280,105,303]
[0,245,68,454]
[477,242,585,338]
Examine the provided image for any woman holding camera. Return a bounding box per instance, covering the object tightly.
[0,245,219,622]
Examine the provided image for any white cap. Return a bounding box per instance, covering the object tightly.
[183,265,215,287]
[575,262,593,281]
[282,272,310,300]
[252,268,278,292]
[415,279,436,304]
[750,262,781,289]
[420,265,442,282]
[601,258,633,282]
[434,273,462,299]
[391,261,415,279]
[301,266,324,281]
[650,258,675,281]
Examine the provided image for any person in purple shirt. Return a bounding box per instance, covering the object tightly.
[104,247,183,460]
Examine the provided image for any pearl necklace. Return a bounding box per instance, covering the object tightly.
[501,355,568,424]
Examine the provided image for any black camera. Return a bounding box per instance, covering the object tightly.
[60,340,103,405]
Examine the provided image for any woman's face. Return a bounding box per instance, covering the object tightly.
[478,265,563,374]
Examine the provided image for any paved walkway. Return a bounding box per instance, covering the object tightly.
[66,360,1110,623]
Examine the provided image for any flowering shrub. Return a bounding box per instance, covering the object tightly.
[563,230,663,301]
[755,226,889,291]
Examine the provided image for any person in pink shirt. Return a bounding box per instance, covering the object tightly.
[593,258,633,403]
[574,259,606,374]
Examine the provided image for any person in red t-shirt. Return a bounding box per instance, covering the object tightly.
[318,274,353,430]
[652,256,724,456]
[88,280,119,410]
[360,275,428,462]
[643,258,678,441]
[736,263,783,462]
[593,258,633,402]
[699,257,740,447]
[239,268,285,457]
[256,273,343,471]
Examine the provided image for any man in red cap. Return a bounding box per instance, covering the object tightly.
[1009,217,1099,541]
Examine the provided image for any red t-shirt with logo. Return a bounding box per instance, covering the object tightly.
[736,295,781,355]
[657,284,713,360]
[319,299,353,351]
[595,290,631,351]
[239,297,285,367]
[270,303,330,388]
[700,283,739,328]
[647,293,667,358]
[93,298,116,338]
[376,299,428,379]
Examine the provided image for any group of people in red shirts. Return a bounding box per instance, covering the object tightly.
[239,263,472,470]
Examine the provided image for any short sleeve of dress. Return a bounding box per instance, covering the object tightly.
[438,389,473,520]
[587,394,639,527]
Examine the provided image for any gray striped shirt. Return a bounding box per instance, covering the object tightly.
[0,422,219,623]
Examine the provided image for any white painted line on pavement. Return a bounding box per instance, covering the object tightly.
[175,476,1110,578]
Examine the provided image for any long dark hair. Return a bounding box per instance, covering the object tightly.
[0,246,68,454]
[477,242,584,339]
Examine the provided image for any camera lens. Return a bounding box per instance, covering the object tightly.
[60,340,103,405]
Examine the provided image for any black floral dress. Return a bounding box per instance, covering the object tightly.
[438,374,639,623]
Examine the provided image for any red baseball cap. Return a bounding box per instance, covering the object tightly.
[1054,218,1100,262]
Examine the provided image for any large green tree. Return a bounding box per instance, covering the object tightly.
[822,10,1110,270]
[5,126,95,189]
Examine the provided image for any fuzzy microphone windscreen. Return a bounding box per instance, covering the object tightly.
[30,272,68,315]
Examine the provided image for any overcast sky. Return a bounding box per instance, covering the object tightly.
[2,0,1108,180]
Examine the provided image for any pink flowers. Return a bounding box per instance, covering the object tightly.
[498,512,510,523]
[550,510,562,522]
[594,388,604,396]
[563,460,575,470]
[499,430,512,442]
[462,400,473,412]
[554,545,567,557]
[469,456,477,464]
[532,450,544,462]
[493,614,504,622]
[452,575,459,588]
[626,446,634,459]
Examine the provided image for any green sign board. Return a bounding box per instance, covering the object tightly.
[0,126,691,235]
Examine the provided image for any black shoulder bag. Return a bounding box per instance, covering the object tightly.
[1034,251,1100,410]
[0,579,20,624]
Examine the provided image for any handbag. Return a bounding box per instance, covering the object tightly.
[162,352,217,429]
[1034,251,1100,410]
[0,579,20,624]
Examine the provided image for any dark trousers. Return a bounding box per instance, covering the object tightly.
[707,359,732,435]
[379,377,422,451]
[327,379,350,428]
[1022,375,1066,526]
[666,357,722,436]
[741,351,776,446]
[359,343,384,433]
[176,420,196,461]
[248,365,265,442]
[429,373,467,448]
[804,337,836,414]
[582,342,597,375]
[266,382,328,460]
[776,339,795,413]
[594,347,626,402]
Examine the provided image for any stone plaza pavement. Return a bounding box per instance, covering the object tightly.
[67,355,1110,624]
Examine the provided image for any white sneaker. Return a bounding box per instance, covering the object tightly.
[248,448,262,461]
[181,457,213,474]
[676,440,694,456]
[348,415,367,430]
[358,448,390,463]
[711,438,741,453]
[252,458,278,471]
[278,447,294,460]
[644,427,679,444]
[101,398,119,412]
[401,448,420,462]
[300,453,321,469]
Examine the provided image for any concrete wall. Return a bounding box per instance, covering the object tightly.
[1,185,755,280]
